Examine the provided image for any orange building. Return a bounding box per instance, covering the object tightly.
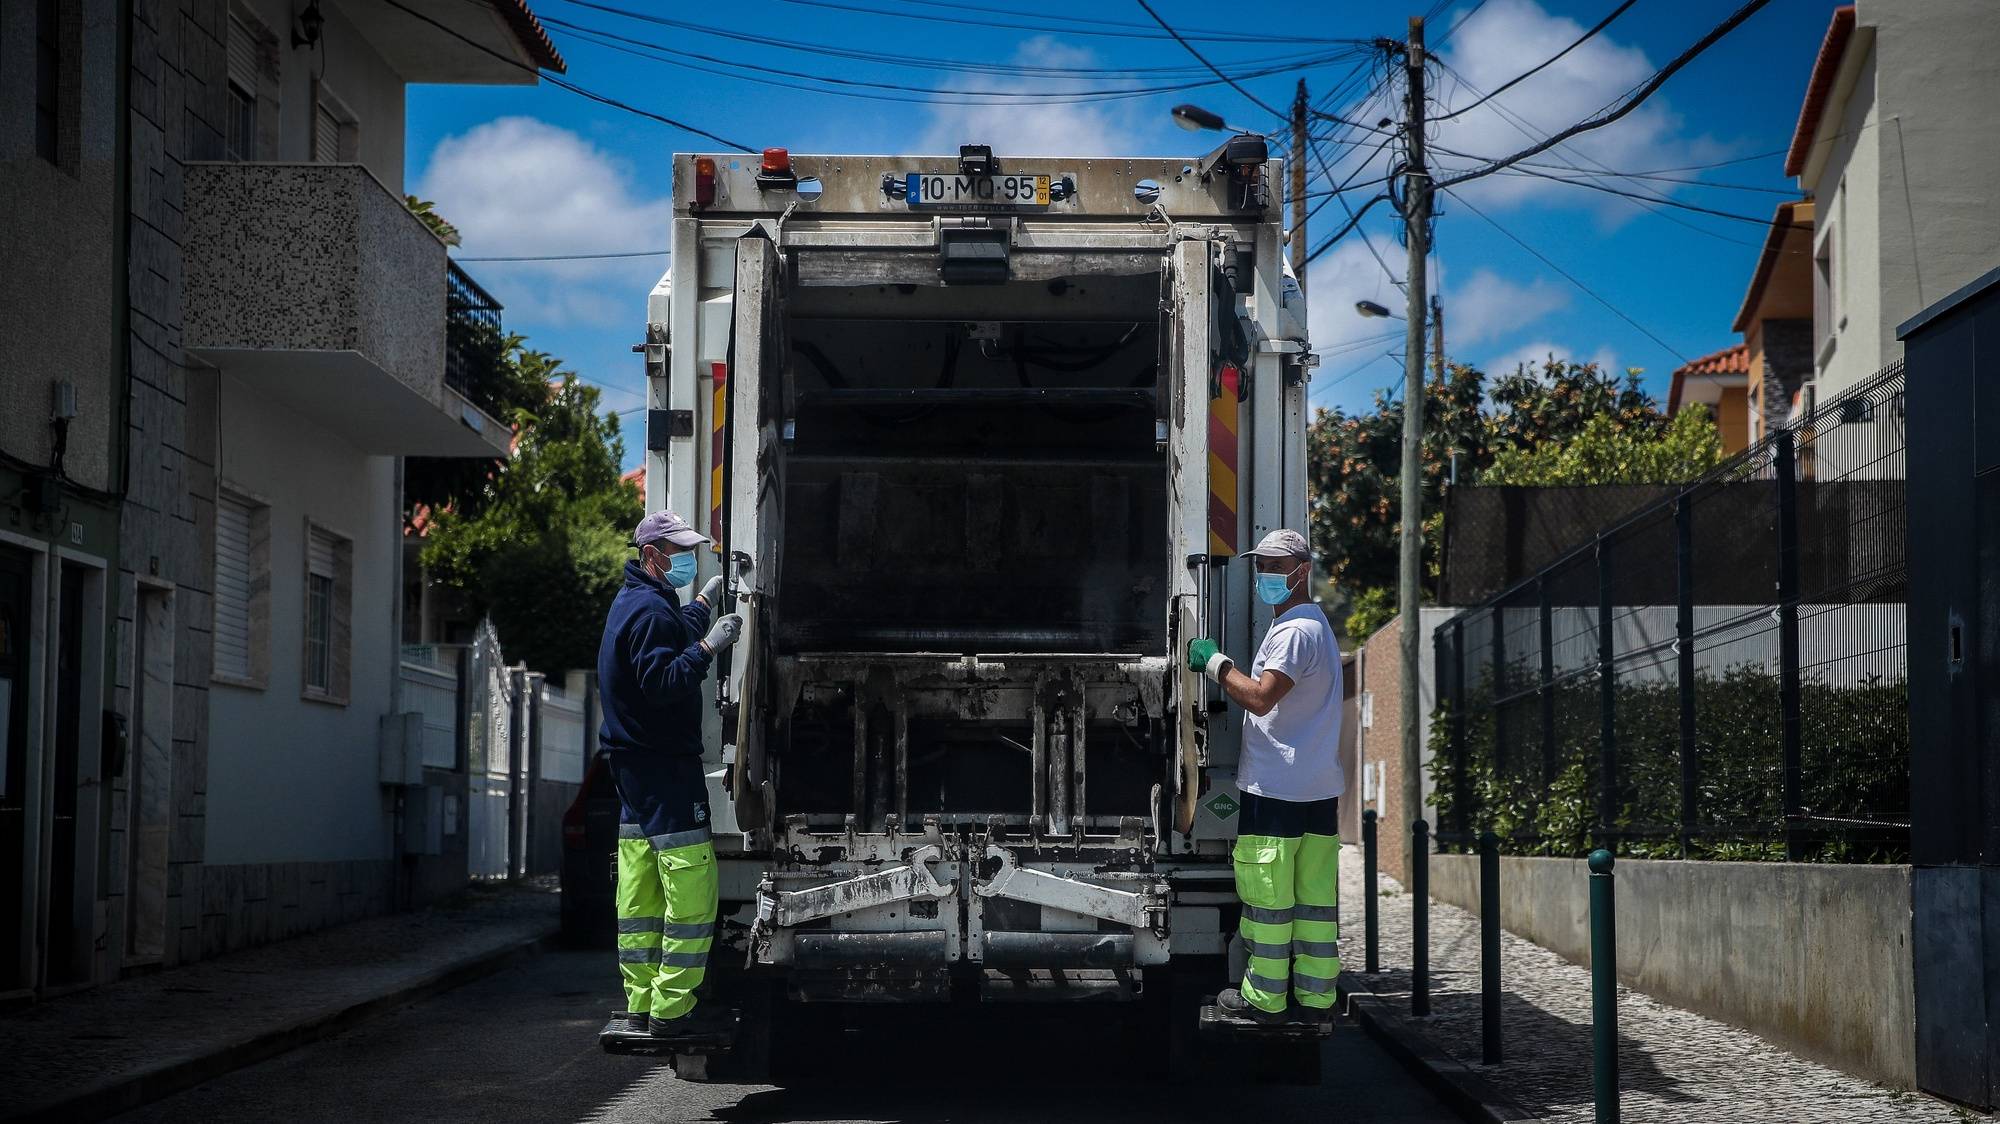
[1668,343,1751,454]
[1732,199,1817,446]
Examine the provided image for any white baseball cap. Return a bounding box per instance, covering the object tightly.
[633,510,708,550]
[1242,528,1310,560]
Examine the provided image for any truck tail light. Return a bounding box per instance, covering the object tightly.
[694,156,718,207]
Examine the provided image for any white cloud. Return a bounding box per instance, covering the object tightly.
[1442,269,1567,347]
[416,116,672,329]
[1480,341,1624,379]
[1431,0,1730,216]
[1482,340,1574,377]
[920,38,1142,156]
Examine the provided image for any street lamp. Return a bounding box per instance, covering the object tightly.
[1355,300,1398,320]
[1166,103,1270,209]
[1171,103,1254,135]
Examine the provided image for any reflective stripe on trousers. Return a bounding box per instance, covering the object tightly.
[615,835,719,1020]
[1234,830,1342,1013]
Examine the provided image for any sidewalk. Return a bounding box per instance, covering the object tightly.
[1336,851,1970,1124]
[1,880,560,1122]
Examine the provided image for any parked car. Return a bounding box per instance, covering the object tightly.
[559,752,620,946]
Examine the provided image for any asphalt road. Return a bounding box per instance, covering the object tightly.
[115,949,1463,1123]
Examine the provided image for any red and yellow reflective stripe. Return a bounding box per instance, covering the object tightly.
[709,361,726,551]
[1207,362,1241,556]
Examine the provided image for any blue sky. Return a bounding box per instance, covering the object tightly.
[405,0,1841,472]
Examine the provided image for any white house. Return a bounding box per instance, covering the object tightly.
[1788,2,2000,407]
[178,0,561,958]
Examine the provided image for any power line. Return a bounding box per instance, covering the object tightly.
[1445,186,1689,365]
[1433,0,1639,122]
[1304,193,1395,265]
[1435,0,1774,191]
[1134,0,1284,120]
[878,0,1364,43]
[1490,164,1810,232]
[549,0,1344,80]
[456,249,671,261]
[1433,0,1492,46]
[1308,135,1401,287]
[1427,55,1783,252]
[548,14,1353,106]
[785,0,1367,44]
[379,0,751,149]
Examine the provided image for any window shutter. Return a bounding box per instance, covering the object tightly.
[227,18,258,94]
[308,528,337,579]
[314,103,340,162]
[215,494,254,680]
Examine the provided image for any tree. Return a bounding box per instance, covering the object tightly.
[418,353,643,673]
[405,195,462,246]
[405,331,562,529]
[1483,404,1723,486]
[1309,355,1718,641]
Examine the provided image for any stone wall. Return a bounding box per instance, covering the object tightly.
[111,0,225,973]
[1430,853,1917,1087]
[198,859,396,957]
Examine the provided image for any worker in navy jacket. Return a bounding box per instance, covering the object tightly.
[597,510,742,1048]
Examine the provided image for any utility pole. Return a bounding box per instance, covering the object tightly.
[1290,78,1309,293]
[1397,15,1431,867]
[1431,294,1445,382]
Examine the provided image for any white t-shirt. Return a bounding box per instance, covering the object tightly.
[1238,604,1345,802]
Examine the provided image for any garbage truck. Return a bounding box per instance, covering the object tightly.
[637,140,1317,1077]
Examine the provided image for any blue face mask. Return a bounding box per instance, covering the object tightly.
[660,550,697,589]
[1256,568,1300,606]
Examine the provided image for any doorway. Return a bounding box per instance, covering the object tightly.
[127,585,173,962]
[0,547,30,993]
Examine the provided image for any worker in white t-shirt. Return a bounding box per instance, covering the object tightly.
[1186,528,1344,1025]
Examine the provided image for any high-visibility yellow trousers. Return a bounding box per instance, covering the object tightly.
[616,828,718,1021]
[610,752,718,1023]
[1233,792,1341,1015]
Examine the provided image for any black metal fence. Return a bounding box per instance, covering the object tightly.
[446,260,508,418]
[1432,362,1909,861]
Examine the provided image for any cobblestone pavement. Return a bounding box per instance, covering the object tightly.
[1,881,558,1119]
[1339,852,1975,1123]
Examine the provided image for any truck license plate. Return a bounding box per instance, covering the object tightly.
[904,173,1050,207]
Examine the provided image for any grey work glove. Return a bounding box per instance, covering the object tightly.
[695,573,725,610]
[701,613,743,655]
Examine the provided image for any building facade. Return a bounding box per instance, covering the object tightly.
[1789,2,2000,403]
[2,0,561,997]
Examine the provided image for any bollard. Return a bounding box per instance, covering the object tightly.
[1411,819,1430,1017]
[1589,849,1619,1124]
[1480,830,1501,1065]
[1363,810,1380,972]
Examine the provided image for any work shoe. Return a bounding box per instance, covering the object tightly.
[1217,987,1290,1026]
[599,1010,649,1047]
[647,1005,737,1043]
[1292,1001,1336,1027]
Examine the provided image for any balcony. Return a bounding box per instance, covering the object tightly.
[184,162,509,458]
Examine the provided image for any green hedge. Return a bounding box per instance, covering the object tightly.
[1428,667,1909,862]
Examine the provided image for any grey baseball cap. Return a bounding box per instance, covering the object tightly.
[1242,528,1310,559]
[634,510,708,550]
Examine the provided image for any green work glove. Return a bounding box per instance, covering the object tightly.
[1186,638,1233,681]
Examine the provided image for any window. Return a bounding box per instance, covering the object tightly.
[225,16,259,161]
[213,490,270,686]
[1813,229,1836,361]
[301,523,351,703]
[312,86,356,163]
[1835,178,1848,325]
[34,0,62,165]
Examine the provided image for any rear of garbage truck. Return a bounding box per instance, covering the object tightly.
[639,144,1314,1075]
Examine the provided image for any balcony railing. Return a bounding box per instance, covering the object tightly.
[445,261,511,421]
